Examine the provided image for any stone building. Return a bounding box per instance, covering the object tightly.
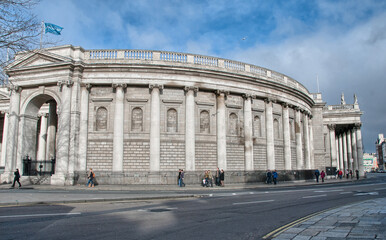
[0,45,365,185]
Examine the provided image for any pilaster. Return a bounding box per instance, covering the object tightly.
[184,86,198,171]
[243,94,253,170]
[265,98,275,170]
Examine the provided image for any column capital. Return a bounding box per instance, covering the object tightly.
[57,79,73,92]
[80,83,92,92]
[354,123,362,129]
[37,112,48,118]
[264,97,275,104]
[327,124,336,131]
[1,109,9,115]
[215,90,229,98]
[112,83,127,90]
[184,86,199,96]
[149,84,164,94]
[281,102,289,108]
[242,94,253,101]
[7,84,21,94]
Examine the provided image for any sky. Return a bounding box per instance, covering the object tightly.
[34,0,386,153]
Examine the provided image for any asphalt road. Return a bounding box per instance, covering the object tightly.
[1,179,385,240]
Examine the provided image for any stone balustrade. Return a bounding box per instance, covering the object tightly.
[85,49,310,95]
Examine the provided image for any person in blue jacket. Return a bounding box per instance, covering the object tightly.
[272,170,278,185]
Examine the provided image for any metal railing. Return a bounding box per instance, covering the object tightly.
[22,156,56,176]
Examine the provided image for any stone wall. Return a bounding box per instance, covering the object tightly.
[123,141,150,171]
[87,139,113,171]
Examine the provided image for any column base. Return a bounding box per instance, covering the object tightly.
[51,173,74,185]
[0,171,13,184]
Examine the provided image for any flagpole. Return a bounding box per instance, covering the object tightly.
[40,21,44,49]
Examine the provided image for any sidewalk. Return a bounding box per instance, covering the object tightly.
[271,197,386,240]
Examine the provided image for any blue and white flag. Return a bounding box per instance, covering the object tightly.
[44,23,63,35]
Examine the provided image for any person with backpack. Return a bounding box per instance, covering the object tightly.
[86,168,95,187]
[11,168,21,188]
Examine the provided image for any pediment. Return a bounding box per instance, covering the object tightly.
[7,50,73,70]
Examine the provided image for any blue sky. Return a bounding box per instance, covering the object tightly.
[35,0,386,152]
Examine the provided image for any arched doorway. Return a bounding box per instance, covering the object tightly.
[19,93,59,176]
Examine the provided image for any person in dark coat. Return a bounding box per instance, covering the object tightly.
[11,168,21,188]
[220,169,225,187]
[315,169,320,183]
[266,170,272,184]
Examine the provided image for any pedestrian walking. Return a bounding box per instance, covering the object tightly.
[11,168,21,188]
[349,169,353,179]
[178,169,182,186]
[315,169,320,183]
[272,170,278,185]
[355,169,359,180]
[266,170,272,184]
[346,169,349,179]
[220,169,225,187]
[86,168,95,187]
[321,170,326,182]
[179,169,185,187]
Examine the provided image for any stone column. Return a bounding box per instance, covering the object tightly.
[113,84,126,172]
[37,114,48,160]
[328,124,337,168]
[303,113,311,169]
[243,95,253,170]
[185,87,197,171]
[265,99,275,170]
[1,112,9,168]
[216,91,227,170]
[336,138,340,170]
[342,132,348,171]
[77,84,90,171]
[351,128,358,172]
[355,124,364,176]
[52,80,72,185]
[338,134,344,171]
[3,86,21,181]
[45,101,57,160]
[282,103,291,170]
[309,118,315,169]
[347,131,352,171]
[150,84,162,171]
[295,108,303,169]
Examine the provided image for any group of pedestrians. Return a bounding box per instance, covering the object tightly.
[202,168,225,187]
[265,169,278,185]
[315,168,360,182]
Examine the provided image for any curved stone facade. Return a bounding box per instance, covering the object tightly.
[0,45,364,185]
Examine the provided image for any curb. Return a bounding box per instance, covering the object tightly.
[0,194,203,207]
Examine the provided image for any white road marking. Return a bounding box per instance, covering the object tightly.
[233,200,274,205]
[314,189,343,193]
[339,192,352,194]
[354,192,379,196]
[232,193,236,195]
[0,212,81,219]
[302,194,327,199]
